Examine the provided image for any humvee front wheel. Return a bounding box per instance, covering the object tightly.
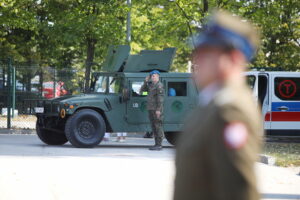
[65,109,106,148]
[165,132,179,146]
[36,122,68,145]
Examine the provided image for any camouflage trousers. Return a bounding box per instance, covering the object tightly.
[148,110,164,145]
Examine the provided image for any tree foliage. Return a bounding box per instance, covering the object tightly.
[0,0,299,84]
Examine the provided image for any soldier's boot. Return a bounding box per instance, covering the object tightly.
[143,132,154,138]
[149,137,162,151]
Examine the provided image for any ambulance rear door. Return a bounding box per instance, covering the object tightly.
[270,73,300,136]
[246,71,271,130]
[257,72,271,130]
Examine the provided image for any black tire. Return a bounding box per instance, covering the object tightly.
[36,122,68,145]
[165,132,179,146]
[65,109,106,148]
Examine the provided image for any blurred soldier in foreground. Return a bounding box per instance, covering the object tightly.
[140,70,165,150]
[174,10,263,200]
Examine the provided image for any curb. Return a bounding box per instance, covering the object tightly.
[259,154,276,166]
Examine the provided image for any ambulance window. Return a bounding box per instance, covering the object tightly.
[246,75,256,90]
[258,75,268,106]
[274,77,300,101]
[168,82,187,96]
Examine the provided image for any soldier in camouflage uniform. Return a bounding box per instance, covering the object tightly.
[140,70,165,151]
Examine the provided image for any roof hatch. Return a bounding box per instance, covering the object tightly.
[101,45,176,72]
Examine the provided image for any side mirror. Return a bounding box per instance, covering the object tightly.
[121,88,130,102]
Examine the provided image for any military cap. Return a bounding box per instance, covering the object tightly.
[150,70,160,75]
[194,10,260,61]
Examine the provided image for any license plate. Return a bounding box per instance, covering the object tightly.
[35,107,44,113]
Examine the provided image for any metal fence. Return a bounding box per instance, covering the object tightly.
[0,59,85,129]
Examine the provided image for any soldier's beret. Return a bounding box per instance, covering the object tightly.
[193,10,260,61]
[150,70,160,75]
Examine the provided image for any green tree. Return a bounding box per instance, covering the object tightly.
[1,0,299,81]
[45,0,128,91]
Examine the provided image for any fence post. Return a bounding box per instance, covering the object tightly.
[53,67,56,98]
[7,58,12,129]
[12,66,16,118]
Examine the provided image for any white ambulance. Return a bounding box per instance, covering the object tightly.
[245,71,300,137]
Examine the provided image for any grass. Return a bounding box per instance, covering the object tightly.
[263,142,300,167]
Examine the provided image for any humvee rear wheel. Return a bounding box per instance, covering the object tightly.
[165,132,179,146]
[36,122,68,145]
[65,109,106,148]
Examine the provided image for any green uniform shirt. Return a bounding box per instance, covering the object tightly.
[174,80,263,200]
[140,81,164,111]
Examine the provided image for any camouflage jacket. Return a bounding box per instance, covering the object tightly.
[140,81,164,111]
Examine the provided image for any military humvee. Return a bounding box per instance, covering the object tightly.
[35,45,198,148]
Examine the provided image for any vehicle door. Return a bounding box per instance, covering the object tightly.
[270,74,300,133]
[257,73,271,130]
[125,77,149,124]
[162,78,197,124]
[246,72,270,129]
[245,72,258,100]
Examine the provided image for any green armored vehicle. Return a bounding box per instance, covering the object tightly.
[35,45,198,148]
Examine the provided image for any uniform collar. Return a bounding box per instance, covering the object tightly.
[153,80,159,85]
[150,81,160,86]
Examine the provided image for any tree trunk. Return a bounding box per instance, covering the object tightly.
[84,38,96,93]
[203,0,208,13]
[26,61,32,92]
[39,68,43,97]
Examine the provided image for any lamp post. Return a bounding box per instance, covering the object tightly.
[126,0,131,44]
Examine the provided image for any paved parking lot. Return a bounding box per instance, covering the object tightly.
[0,134,299,200]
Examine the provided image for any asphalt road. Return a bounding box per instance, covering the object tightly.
[0,134,299,200]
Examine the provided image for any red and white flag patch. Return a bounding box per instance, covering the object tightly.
[223,122,248,150]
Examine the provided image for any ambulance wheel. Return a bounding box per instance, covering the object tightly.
[65,109,106,148]
[165,132,179,146]
[36,122,68,145]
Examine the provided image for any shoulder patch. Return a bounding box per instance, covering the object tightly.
[223,122,248,150]
[157,84,164,94]
[158,87,164,94]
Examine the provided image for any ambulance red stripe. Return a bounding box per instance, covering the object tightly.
[265,112,300,122]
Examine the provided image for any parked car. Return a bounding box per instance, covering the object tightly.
[42,81,68,99]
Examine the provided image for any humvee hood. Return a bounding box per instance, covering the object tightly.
[52,94,103,103]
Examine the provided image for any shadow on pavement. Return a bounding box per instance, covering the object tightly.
[0,135,175,159]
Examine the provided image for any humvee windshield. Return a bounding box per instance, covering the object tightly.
[90,74,123,94]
